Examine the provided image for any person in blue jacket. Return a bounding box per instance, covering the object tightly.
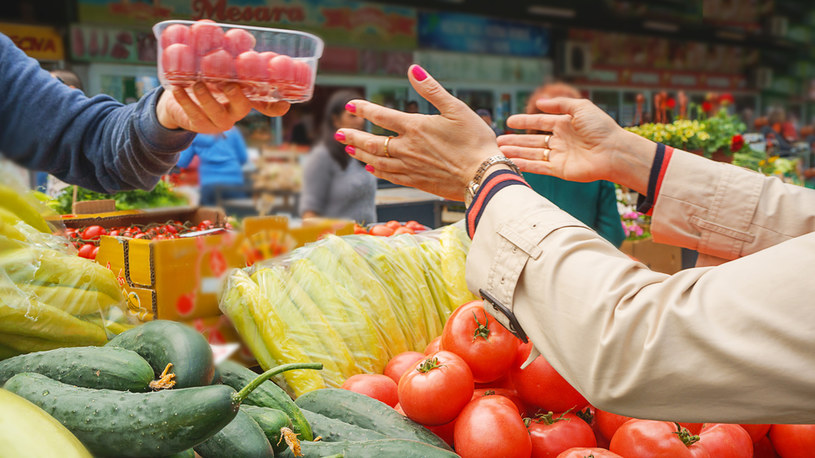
[0,32,289,193]
[176,127,249,206]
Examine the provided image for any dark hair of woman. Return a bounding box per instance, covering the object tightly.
[321,89,362,169]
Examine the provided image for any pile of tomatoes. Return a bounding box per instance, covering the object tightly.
[65,220,225,260]
[353,220,429,237]
[340,300,809,457]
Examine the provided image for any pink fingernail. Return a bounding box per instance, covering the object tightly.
[345,102,356,113]
[334,131,345,142]
[365,164,374,173]
[345,145,355,155]
[411,65,427,81]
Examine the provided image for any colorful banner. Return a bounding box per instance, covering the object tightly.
[577,65,749,92]
[418,12,549,58]
[69,24,157,64]
[77,0,416,49]
[0,22,64,60]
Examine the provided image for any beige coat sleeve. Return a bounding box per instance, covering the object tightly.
[466,150,815,423]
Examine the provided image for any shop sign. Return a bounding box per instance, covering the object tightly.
[69,24,157,64]
[418,11,549,58]
[415,50,551,84]
[0,22,64,60]
[77,0,417,49]
[582,65,748,91]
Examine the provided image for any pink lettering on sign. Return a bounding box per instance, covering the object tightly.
[191,0,305,24]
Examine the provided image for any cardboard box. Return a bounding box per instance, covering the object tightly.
[620,237,683,275]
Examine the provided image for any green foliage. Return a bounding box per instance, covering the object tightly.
[48,180,188,215]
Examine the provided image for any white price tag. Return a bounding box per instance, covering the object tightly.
[210,343,240,365]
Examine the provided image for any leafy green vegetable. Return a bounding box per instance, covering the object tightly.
[49,181,188,215]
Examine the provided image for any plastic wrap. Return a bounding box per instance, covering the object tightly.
[0,184,129,359]
[219,224,479,396]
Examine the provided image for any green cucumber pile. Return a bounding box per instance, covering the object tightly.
[0,319,459,457]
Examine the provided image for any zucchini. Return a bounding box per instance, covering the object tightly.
[195,409,273,458]
[0,346,154,391]
[0,388,92,458]
[105,320,214,388]
[218,359,313,441]
[295,388,451,451]
[279,439,459,458]
[241,404,293,453]
[4,362,321,457]
[300,408,387,443]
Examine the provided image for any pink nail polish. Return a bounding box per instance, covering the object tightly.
[345,145,355,155]
[345,102,356,113]
[334,131,345,142]
[365,164,374,173]
[411,65,427,82]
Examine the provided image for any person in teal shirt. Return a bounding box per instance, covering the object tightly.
[522,83,625,247]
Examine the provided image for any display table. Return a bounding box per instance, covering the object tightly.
[375,186,463,228]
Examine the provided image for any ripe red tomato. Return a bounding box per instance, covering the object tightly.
[236,51,269,81]
[697,423,753,458]
[353,223,369,235]
[472,388,525,414]
[293,60,312,87]
[160,24,190,49]
[341,374,398,408]
[191,20,224,55]
[454,395,531,458]
[383,351,425,385]
[557,448,623,458]
[81,225,106,240]
[385,220,401,230]
[511,344,588,413]
[201,49,234,79]
[528,411,598,458]
[223,28,256,56]
[369,225,394,237]
[441,300,520,383]
[752,436,779,458]
[426,418,457,449]
[398,351,473,425]
[405,220,426,232]
[77,243,95,259]
[739,424,771,443]
[268,54,295,81]
[162,43,195,77]
[610,420,710,458]
[90,246,99,260]
[392,226,415,235]
[769,424,815,458]
[424,336,442,355]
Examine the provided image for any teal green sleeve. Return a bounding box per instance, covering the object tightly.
[594,181,626,248]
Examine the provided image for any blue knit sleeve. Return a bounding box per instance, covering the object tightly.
[0,33,195,193]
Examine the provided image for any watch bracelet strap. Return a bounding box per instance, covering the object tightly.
[467,155,521,203]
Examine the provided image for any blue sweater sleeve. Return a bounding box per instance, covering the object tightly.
[0,33,195,193]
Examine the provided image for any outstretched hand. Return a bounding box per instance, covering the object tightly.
[497,98,656,192]
[156,82,290,134]
[332,65,501,201]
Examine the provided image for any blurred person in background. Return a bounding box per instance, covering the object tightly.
[299,90,376,224]
[477,108,503,136]
[176,126,248,207]
[520,82,625,247]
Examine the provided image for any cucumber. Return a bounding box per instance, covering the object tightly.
[4,362,322,457]
[300,408,387,443]
[0,346,154,391]
[278,439,459,458]
[163,449,194,458]
[295,388,451,450]
[0,388,92,458]
[218,359,313,441]
[4,372,238,457]
[241,404,293,453]
[195,409,273,458]
[105,320,214,388]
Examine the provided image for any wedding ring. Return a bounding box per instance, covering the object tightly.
[543,134,551,149]
[542,147,551,162]
[383,136,393,158]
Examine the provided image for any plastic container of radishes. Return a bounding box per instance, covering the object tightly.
[153,19,323,103]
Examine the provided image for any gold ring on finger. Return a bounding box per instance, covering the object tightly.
[543,134,551,149]
[383,136,393,158]
[542,147,551,162]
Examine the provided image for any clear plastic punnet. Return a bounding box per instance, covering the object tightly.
[153,20,324,104]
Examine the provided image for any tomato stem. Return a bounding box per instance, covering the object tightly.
[672,422,701,447]
[471,311,491,341]
[416,357,444,373]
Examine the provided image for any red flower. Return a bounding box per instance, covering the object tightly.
[719,93,735,105]
[665,97,676,109]
[730,134,745,152]
[701,101,713,113]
